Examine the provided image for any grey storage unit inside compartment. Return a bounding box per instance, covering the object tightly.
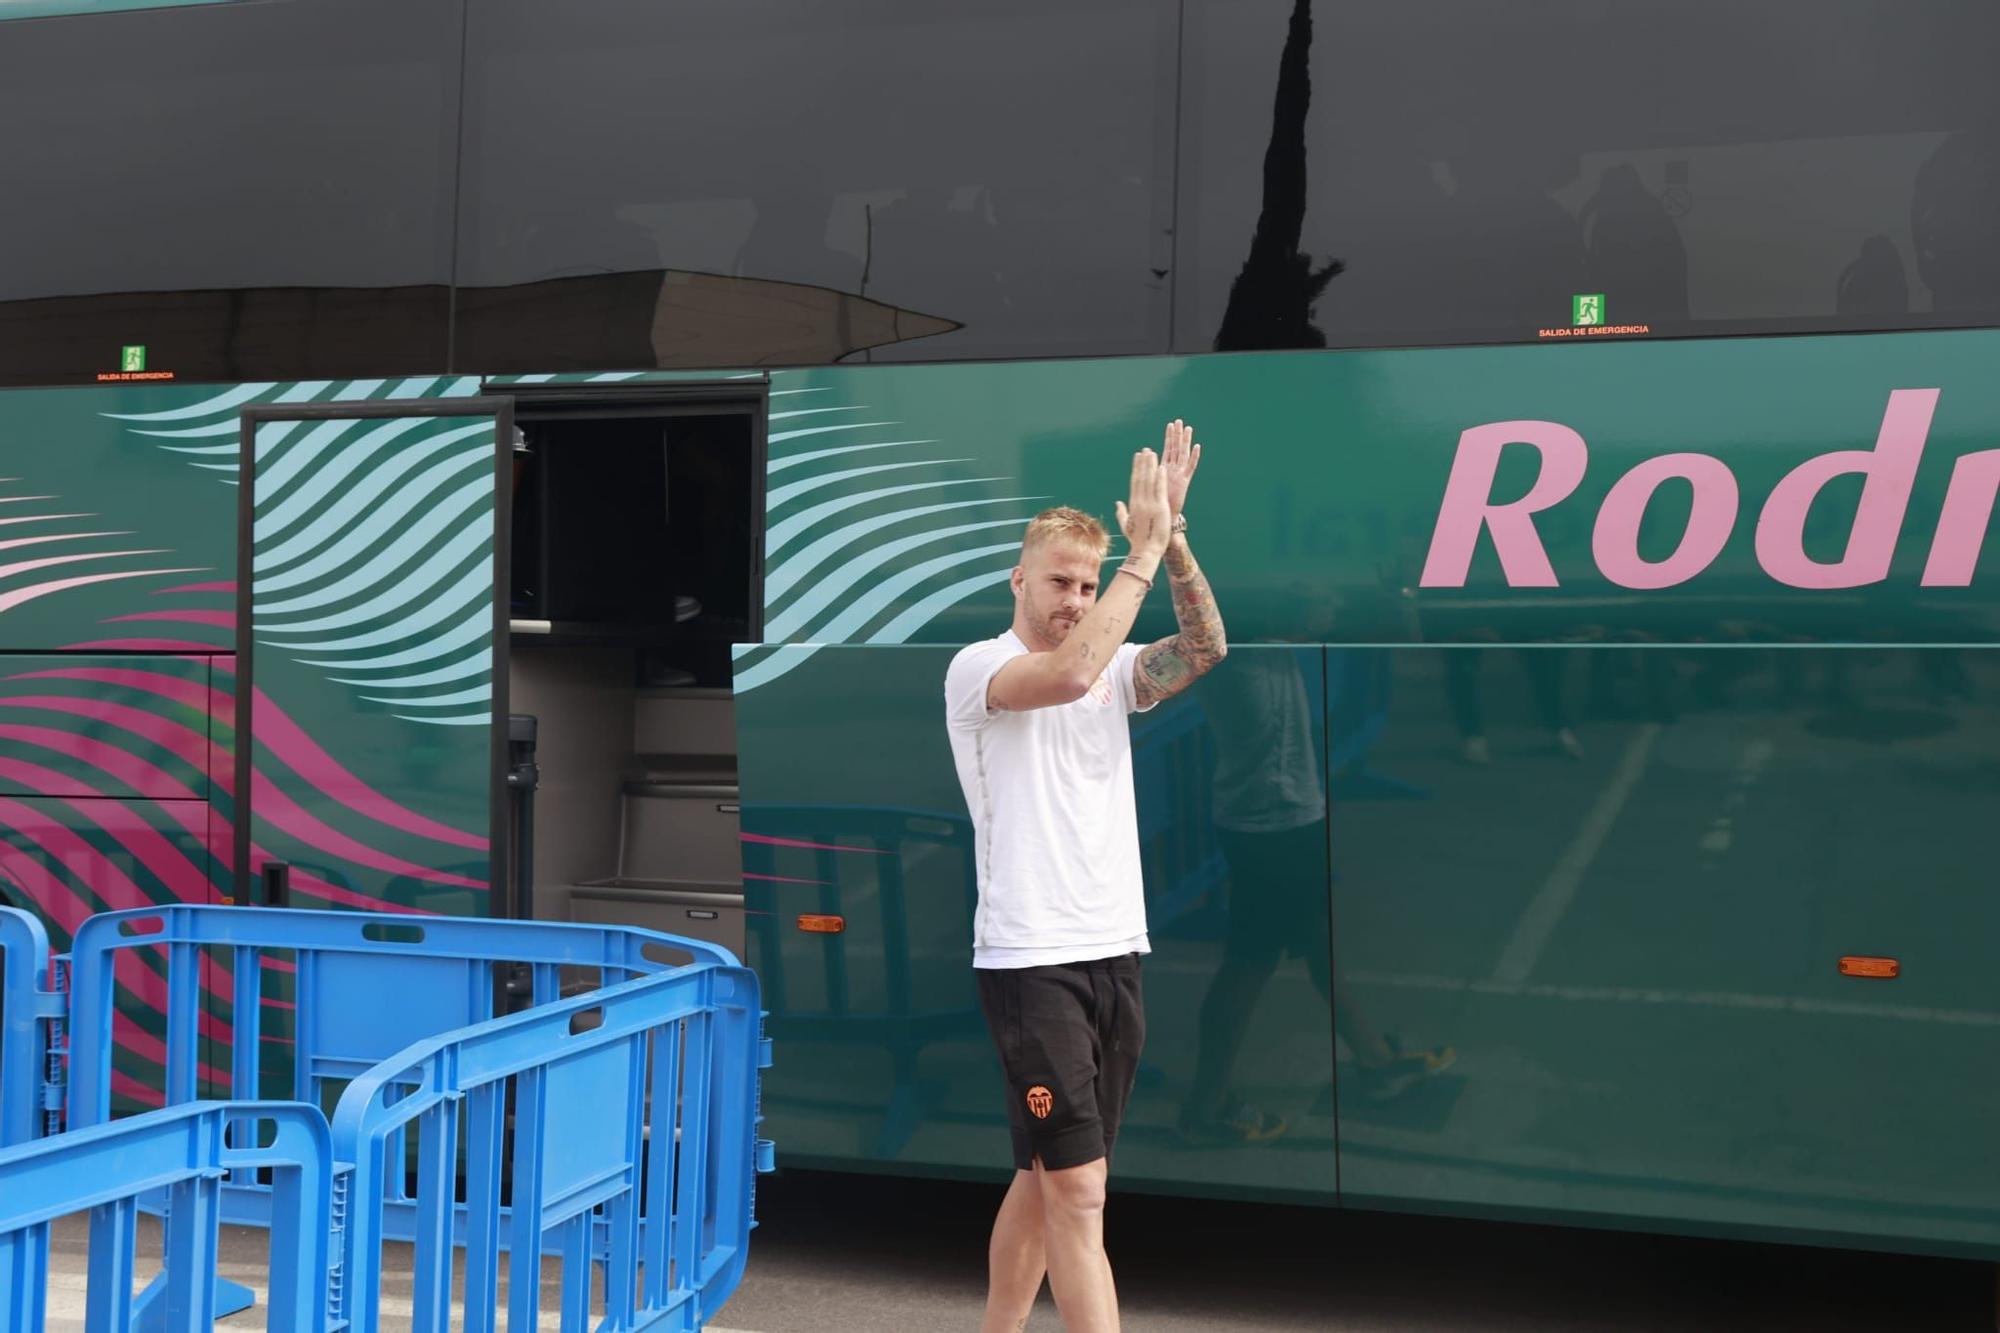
[567,878,745,961]
[619,780,740,883]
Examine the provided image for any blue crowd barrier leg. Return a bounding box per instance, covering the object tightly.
[217,1276,257,1319]
[559,1214,590,1333]
[132,1268,255,1328]
[165,1173,221,1327]
[462,1085,505,1333]
[1,1223,51,1330]
[411,1095,460,1333]
[85,1198,138,1332]
[506,1066,548,1333]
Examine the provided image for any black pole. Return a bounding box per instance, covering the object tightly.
[503,714,540,1008]
[506,714,540,921]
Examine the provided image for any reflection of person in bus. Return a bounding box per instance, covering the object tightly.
[1179,648,1455,1145]
[944,422,1226,1333]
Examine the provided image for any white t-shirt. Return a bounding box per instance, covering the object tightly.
[944,630,1155,969]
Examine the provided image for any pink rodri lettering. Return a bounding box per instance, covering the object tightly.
[1420,421,1589,587]
[1753,389,1939,589]
[1592,454,1739,589]
[1921,448,2000,585]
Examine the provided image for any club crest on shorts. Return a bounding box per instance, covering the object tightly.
[1025,1085,1054,1119]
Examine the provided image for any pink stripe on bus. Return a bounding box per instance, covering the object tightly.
[103,610,236,628]
[250,689,484,849]
[248,773,486,890]
[741,832,888,855]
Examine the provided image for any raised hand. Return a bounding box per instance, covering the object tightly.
[1161,418,1201,518]
[1114,446,1172,558]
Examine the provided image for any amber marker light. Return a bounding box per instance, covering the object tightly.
[1838,956,1900,979]
[797,914,846,934]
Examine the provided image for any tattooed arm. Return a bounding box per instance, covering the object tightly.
[1134,531,1228,708]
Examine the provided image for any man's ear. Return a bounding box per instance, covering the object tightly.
[1010,565,1025,599]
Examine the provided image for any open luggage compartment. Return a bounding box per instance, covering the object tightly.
[502,383,764,960]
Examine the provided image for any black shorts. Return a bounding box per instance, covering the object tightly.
[976,953,1145,1172]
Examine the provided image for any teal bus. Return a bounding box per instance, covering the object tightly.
[4,0,2000,1263]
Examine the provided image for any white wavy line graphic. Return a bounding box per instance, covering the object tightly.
[91,378,498,726]
[254,442,485,580]
[768,406,869,423]
[252,417,368,502]
[0,513,91,528]
[0,482,207,619]
[298,605,490,671]
[767,458,973,511]
[765,518,1034,641]
[766,439,937,475]
[0,566,208,616]
[0,531,128,555]
[139,424,245,441]
[257,527,488,632]
[733,644,827,693]
[109,377,482,487]
[106,382,279,422]
[767,421,899,445]
[257,560,488,653]
[246,411,495,726]
[765,495,1044,602]
[254,426,484,555]
[361,682,492,708]
[766,477,1005,555]
[736,392,1034,694]
[329,651,491,690]
[871,566,1016,642]
[95,384,500,728]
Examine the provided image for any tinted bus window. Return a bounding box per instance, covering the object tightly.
[1177,0,2000,353]
[456,0,1176,373]
[0,0,461,387]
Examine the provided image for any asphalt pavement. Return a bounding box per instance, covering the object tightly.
[714,1167,1993,1331]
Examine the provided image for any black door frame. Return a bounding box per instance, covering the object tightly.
[234,397,515,907]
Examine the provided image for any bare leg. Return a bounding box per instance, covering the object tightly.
[1333,974,1395,1067]
[981,1169,1047,1333]
[1037,1157,1118,1332]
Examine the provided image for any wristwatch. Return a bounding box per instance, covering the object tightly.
[1171,514,1187,534]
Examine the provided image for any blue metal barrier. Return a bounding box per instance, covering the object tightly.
[0,906,64,1148]
[66,904,733,1137]
[332,963,771,1333]
[0,1100,332,1333]
[8,905,769,1327]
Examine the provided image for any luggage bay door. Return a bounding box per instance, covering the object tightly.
[235,399,514,915]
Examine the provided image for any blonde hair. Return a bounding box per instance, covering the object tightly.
[1021,506,1110,559]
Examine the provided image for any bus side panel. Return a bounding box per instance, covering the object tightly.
[0,384,239,1114]
[0,793,223,1113]
[0,655,215,800]
[1330,645,2000,1255]
[735,644,1340,1203]
[0,383,236,652]
[752,330,2000,654]
[740,330,2000,1253]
